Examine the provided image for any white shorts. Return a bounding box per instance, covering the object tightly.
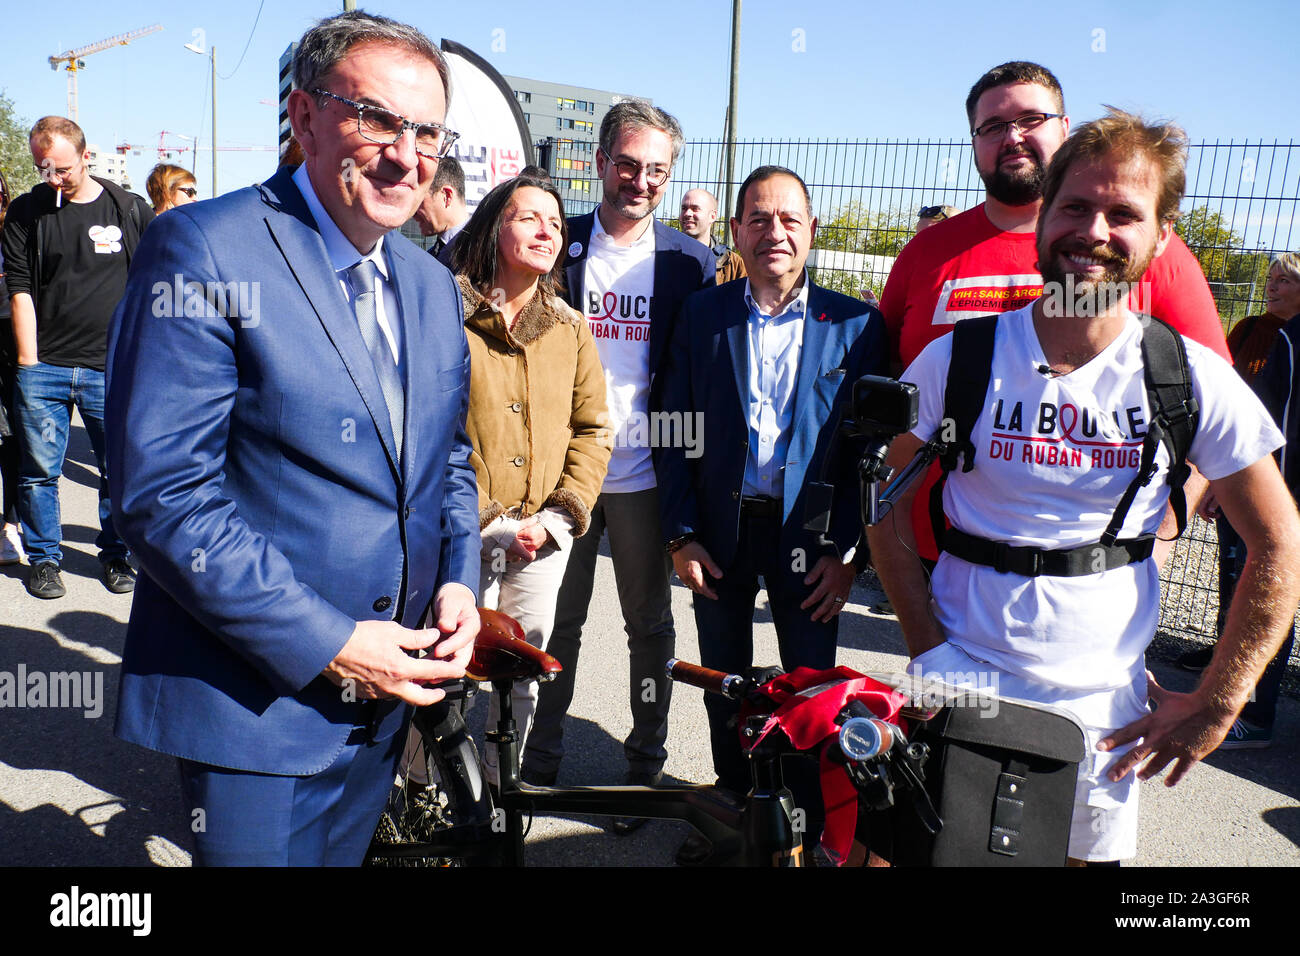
[908,641,1150,861]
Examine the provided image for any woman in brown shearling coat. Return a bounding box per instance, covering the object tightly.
[450,175,610,783]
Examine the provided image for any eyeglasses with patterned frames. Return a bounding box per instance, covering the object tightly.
[971,112,1064,139]
[312,89,460,160]
[177,185,198,198]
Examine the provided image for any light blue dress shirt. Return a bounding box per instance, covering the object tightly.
[742,273,810,499]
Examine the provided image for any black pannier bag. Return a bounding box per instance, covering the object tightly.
[884,689,1087,867]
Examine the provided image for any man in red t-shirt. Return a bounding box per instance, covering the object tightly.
[879,61,1229,562]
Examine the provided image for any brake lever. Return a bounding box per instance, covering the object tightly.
[892,742,942,835]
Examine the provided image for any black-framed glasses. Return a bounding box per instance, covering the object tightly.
[971,112,1064,139]
[177,185,198,198]
[601,152,671,188]
[918,205,948,220]
[312,89,460,159]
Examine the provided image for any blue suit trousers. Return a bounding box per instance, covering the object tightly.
[692,509,837,818]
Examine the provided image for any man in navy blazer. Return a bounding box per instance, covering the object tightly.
[523,102,714,807]
[656,166,887,862]
[105,12,480,866]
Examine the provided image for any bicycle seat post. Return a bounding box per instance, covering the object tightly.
[484,678,528,864]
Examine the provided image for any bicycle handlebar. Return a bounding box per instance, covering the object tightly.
[665,659,753,700]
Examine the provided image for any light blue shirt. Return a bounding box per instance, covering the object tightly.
[292,164,402,367]
[742,273,810,499]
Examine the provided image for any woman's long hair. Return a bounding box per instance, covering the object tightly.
[451,175,568,299]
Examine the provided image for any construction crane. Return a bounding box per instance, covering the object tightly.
[116,131,276,162]
[49,25,163,123]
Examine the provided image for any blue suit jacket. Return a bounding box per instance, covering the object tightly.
[561,212,715,412]
[655,278,888,570]
[106,167,480,775]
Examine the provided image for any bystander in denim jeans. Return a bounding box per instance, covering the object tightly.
[14,361,128,566]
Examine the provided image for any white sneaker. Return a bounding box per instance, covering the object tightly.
[0,524,24,566]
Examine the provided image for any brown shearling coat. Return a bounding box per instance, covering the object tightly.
[458,275,611,537]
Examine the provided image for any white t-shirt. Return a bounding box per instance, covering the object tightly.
[582,217,656,493]
[903,304,1283,690]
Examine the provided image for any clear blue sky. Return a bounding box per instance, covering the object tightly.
[2,0,1295,198]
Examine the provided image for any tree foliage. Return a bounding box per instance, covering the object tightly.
[0,89,38,199]
[815,201,913,257]
[1175,204,1272,323]
[810,201,912,299]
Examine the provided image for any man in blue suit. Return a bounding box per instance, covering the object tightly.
[105,11,480,866]
[656,165,887,863]
[523,101,714,811]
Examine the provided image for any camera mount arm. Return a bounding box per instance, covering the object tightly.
[862,438,947,527]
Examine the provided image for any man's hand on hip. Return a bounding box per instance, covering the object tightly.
[801,555,855,622]
[672,541,722,600]
[1097,672,1238,787]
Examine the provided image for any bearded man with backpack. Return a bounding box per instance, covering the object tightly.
[866,110,1300,865]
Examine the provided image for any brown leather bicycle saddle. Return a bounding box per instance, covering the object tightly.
[466,608,563,683]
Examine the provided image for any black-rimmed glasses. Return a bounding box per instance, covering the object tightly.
[603,153,671,188]
[971,112,1064,139]
[177,185,198,198]
[312,89,460,159]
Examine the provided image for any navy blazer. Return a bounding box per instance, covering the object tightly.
[656,278,888,571]
[561,212,715,411]
[1255,314,1300,495]
[106,167,481,775]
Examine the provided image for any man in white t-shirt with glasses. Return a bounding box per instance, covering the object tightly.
[524,102,714,827]
[868,110,1300,865]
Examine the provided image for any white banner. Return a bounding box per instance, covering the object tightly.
[441,39,535,212]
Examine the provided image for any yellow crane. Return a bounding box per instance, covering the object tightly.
[49,25,163,123]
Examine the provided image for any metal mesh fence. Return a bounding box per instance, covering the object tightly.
[540,135,1298,663]
[1156,515,1299,685]
[1159,514,1223,639]
[545,135,1298,320]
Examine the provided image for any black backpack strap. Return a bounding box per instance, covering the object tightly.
[930,315,998,551]
[1099,316,1199,547]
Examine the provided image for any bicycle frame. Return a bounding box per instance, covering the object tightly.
[369,679,809,867]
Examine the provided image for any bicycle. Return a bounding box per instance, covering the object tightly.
[366,608,943,868]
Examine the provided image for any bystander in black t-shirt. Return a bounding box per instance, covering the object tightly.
[25,189,134,371]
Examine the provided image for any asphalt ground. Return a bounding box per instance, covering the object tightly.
[1,414,1297,868]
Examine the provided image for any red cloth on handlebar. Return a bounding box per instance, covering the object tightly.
[742,666,909,867]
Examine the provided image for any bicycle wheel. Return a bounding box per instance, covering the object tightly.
[366,702,494,867]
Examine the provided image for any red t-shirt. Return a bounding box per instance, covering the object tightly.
[878,202,1230,558]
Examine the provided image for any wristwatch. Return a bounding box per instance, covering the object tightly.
[665,533,697,555]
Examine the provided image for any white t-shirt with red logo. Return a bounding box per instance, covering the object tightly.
[903,304,1281,690]
[582,219,657,493]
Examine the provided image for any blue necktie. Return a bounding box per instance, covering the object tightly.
[346,258,404,461]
